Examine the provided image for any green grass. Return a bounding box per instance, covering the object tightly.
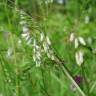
[0,0,96,96]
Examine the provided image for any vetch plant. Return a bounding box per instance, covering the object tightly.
[69,33,86,48]
[32,32,55,67]
[20,10,32,45]
[33,39,42,67]
[69,33,86,66]
[0,0,96,96]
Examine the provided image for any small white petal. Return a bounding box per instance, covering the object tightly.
[75,51,84,66]
[21,33,28,38]
[78,37,86,46]
[74,38,79,49]
[69,33,75,42]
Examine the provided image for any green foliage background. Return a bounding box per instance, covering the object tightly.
[0,0,96,96]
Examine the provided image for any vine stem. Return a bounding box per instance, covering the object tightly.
[54,58,86,96]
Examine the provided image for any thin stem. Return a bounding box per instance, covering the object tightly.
[54,57,86,96]
[81,65,90,95]
[90,81,96,93]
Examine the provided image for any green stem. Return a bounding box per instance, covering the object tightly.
[81,64,90,96]
[54,58,86,96]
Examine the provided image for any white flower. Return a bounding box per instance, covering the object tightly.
[75,50,84,66]
[21,33,28,38]
[78,36,86,46]
[74,38,79,49]
[21,25,32,45]
[69,33,75,42]
[22,26,29,33]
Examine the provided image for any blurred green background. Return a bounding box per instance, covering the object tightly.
[0,0,96,96]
